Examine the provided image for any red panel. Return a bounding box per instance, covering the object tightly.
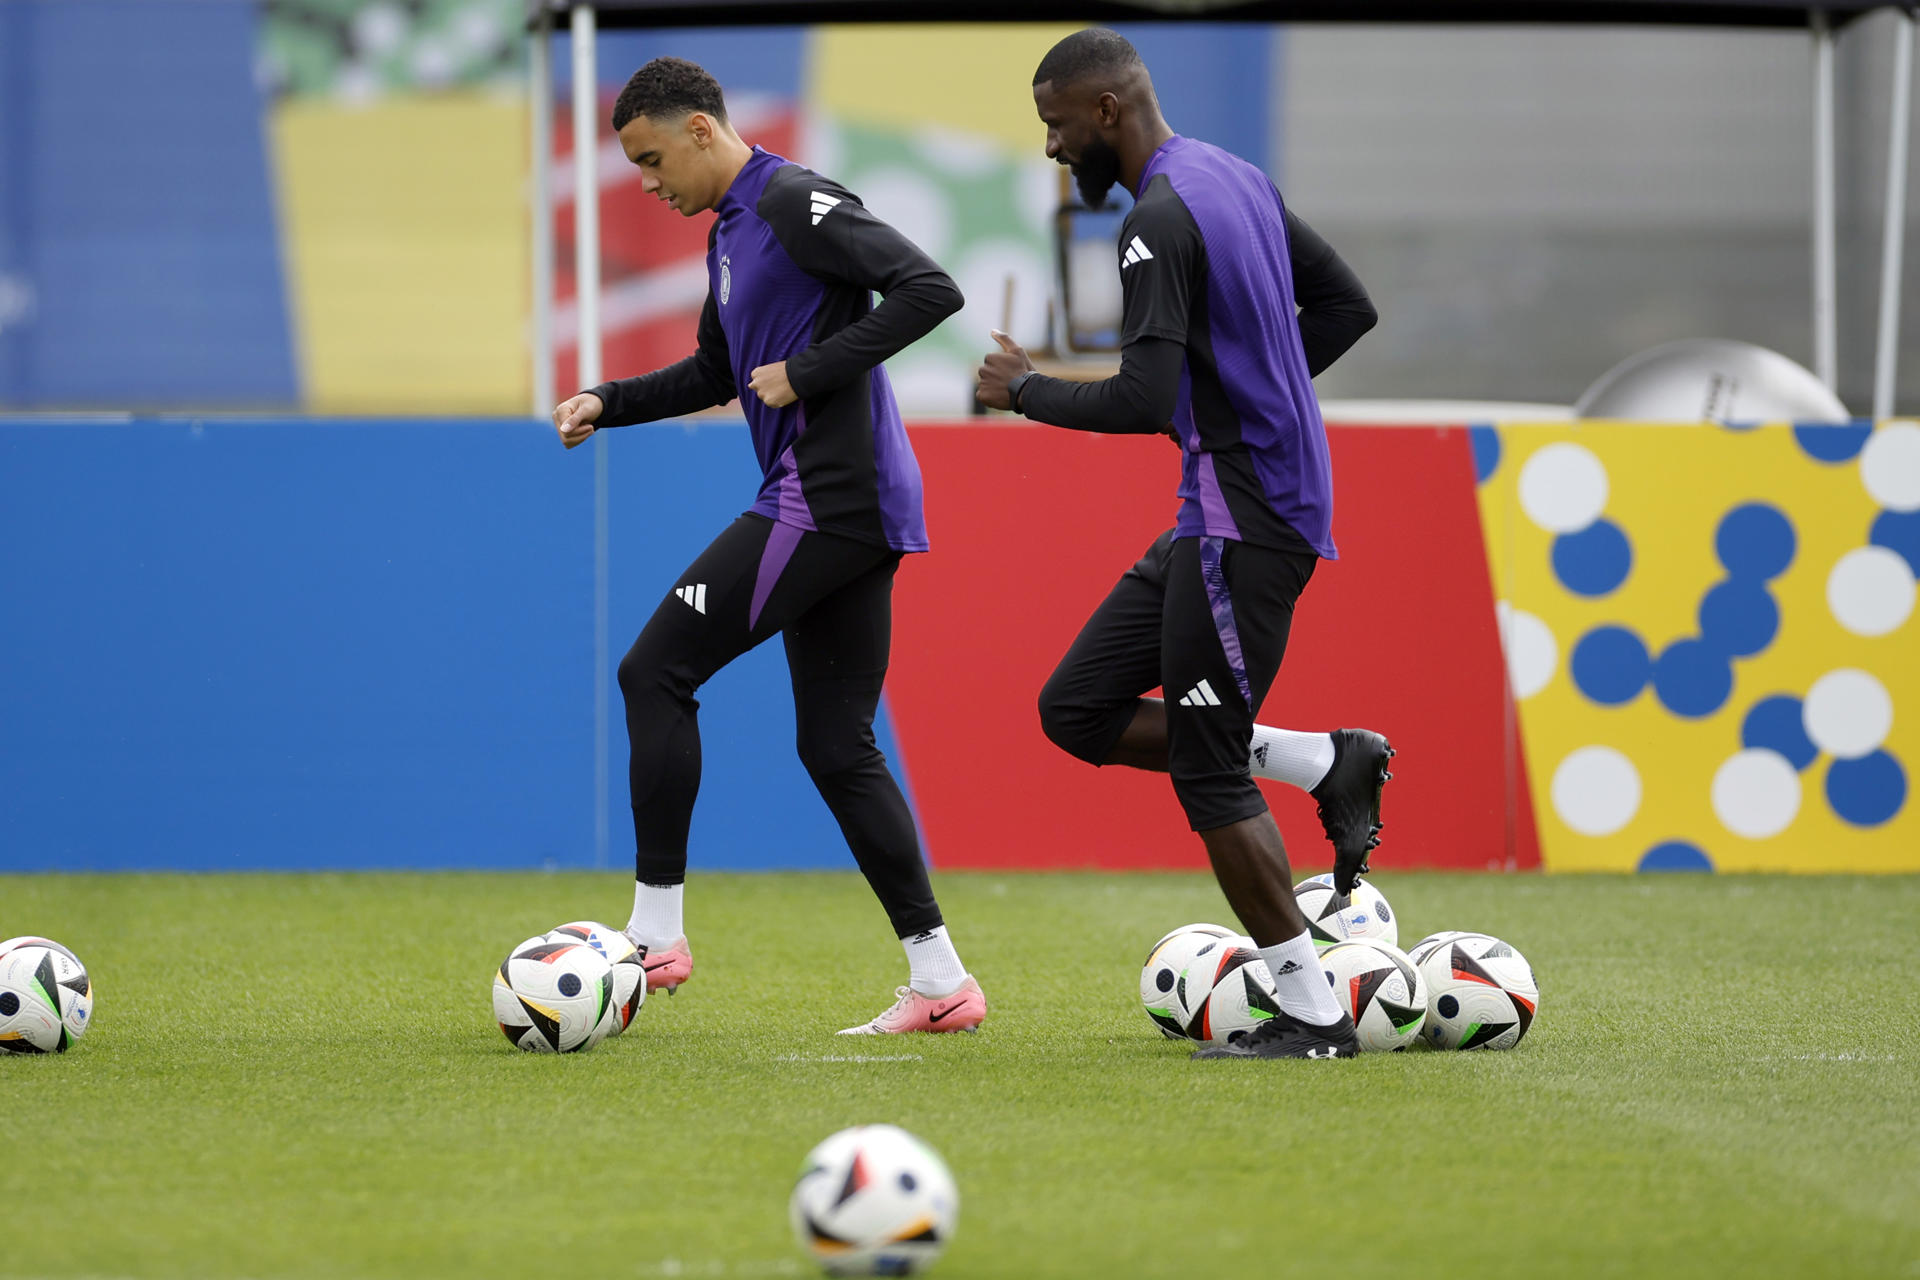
[886,423,1540,873]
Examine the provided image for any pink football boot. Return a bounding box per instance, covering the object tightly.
[623,932,693,995]
[836,977,987,1035]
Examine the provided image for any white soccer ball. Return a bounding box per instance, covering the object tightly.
[1407,930,1497,967]
[1293,874,1398,950]
[1194,948,1280,1048]
[543,921,645,1034]
[1170,934,1271,1045]
[790,1124,958,1277]
[1319,939,1427,1052]
[492,935,618,1053]
[1139,922,1239,1039]
[1415,933,1540,1051]
[0,937,92,1052]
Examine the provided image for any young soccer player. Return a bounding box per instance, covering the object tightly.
[552,57,984,1035]
[978,29,1391,1060]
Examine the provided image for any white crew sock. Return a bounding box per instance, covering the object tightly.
[625,881,684,950]
[1249,726,1335,791]
[903,925,968,997]
[1258,930,1347,1026]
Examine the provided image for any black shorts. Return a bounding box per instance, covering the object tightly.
[1039,529,1317,830]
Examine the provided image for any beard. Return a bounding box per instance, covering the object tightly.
[1069,136,1123,208]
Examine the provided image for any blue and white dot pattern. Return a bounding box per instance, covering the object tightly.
[1721,670,1905,833]
[1481,420,1914,871]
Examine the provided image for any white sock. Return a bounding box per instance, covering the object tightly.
[1249,726,1335,791]
[1258,930,1347,1026]
[903,926,968,997]
[625,881,684,950]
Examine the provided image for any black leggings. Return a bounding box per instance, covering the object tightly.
[617,514,941,939]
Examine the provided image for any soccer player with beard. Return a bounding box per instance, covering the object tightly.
[552,57,985,1036]
[978,29,1391,1060]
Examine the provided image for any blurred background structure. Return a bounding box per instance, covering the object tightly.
[5,1,1920,415]
[2,1,1915,877]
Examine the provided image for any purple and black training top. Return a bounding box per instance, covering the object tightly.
[586,146,961,553]
[1020,135,1377,559]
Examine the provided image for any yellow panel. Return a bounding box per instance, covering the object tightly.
[1477,422,1917,873]
[809,24,1083,153]
[273,94,529,414]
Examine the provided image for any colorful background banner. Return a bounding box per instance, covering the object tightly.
[4,4,1915,874]
[7,416,1907,874]
[1476,419,1915,872]
[0,6,1272,415]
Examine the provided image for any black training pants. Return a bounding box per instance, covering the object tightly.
[1038,529,1317,831]
[617,514,941,938]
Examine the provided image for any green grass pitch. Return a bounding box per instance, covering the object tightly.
[2,871,1916,1279]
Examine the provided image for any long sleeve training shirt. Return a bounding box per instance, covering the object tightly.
[586,146,963,552]
[1019,136,1376,558]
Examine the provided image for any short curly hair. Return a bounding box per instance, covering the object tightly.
[1033,28,1141,88]
[611,57,729,131]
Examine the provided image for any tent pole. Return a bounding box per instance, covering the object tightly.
[1813,8,1839,391]
[571,5,601,392]
[571,4,610,870]
[1874,6,1914,420]
[530,6,554,417]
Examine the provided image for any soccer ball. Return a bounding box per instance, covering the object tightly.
[0,937,91,1041]
[1293,874,1398,950]
[543,921,645,1033]
[1138,922,1238,1039]
[1172,934,1274,1046]
[1193,949,1280,1047]
[790,1124,958,1277]
[1415,933,1539,1051]
[1407,930,1496,966]
[0,938,92,1053]
[492,935,618,1053]
[1318,939,1427,1052]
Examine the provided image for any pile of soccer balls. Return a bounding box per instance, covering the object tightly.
[492,921,648,1053]
[1139,873,1540,1052]
[0,935,93,1054]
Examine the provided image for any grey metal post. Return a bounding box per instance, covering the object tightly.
[530,7,554,418]
[1813,8,1839,390]
[1874,7,1914,420]
[571,4,610,870]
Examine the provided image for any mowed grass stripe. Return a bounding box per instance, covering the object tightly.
[0,872,1914,1279]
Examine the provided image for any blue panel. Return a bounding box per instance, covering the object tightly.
[601,423,917,874]
[0,421,592,869]
[1,417,919,873]
[1111,24,1272,171]
[0,1,297,407]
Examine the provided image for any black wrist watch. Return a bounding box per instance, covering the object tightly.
[1005,370,1035,414]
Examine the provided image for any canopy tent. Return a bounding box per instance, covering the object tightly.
[530,0,1886,29]
[526,0,1915,417]
[526,0,1914,867]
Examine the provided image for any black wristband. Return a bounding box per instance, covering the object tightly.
[1005,370,1035,415]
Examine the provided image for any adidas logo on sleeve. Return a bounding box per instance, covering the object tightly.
[675,583,708,614]
[809,191,840,225]
[1177,678,1222,707]
[1121,235,1154,268]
